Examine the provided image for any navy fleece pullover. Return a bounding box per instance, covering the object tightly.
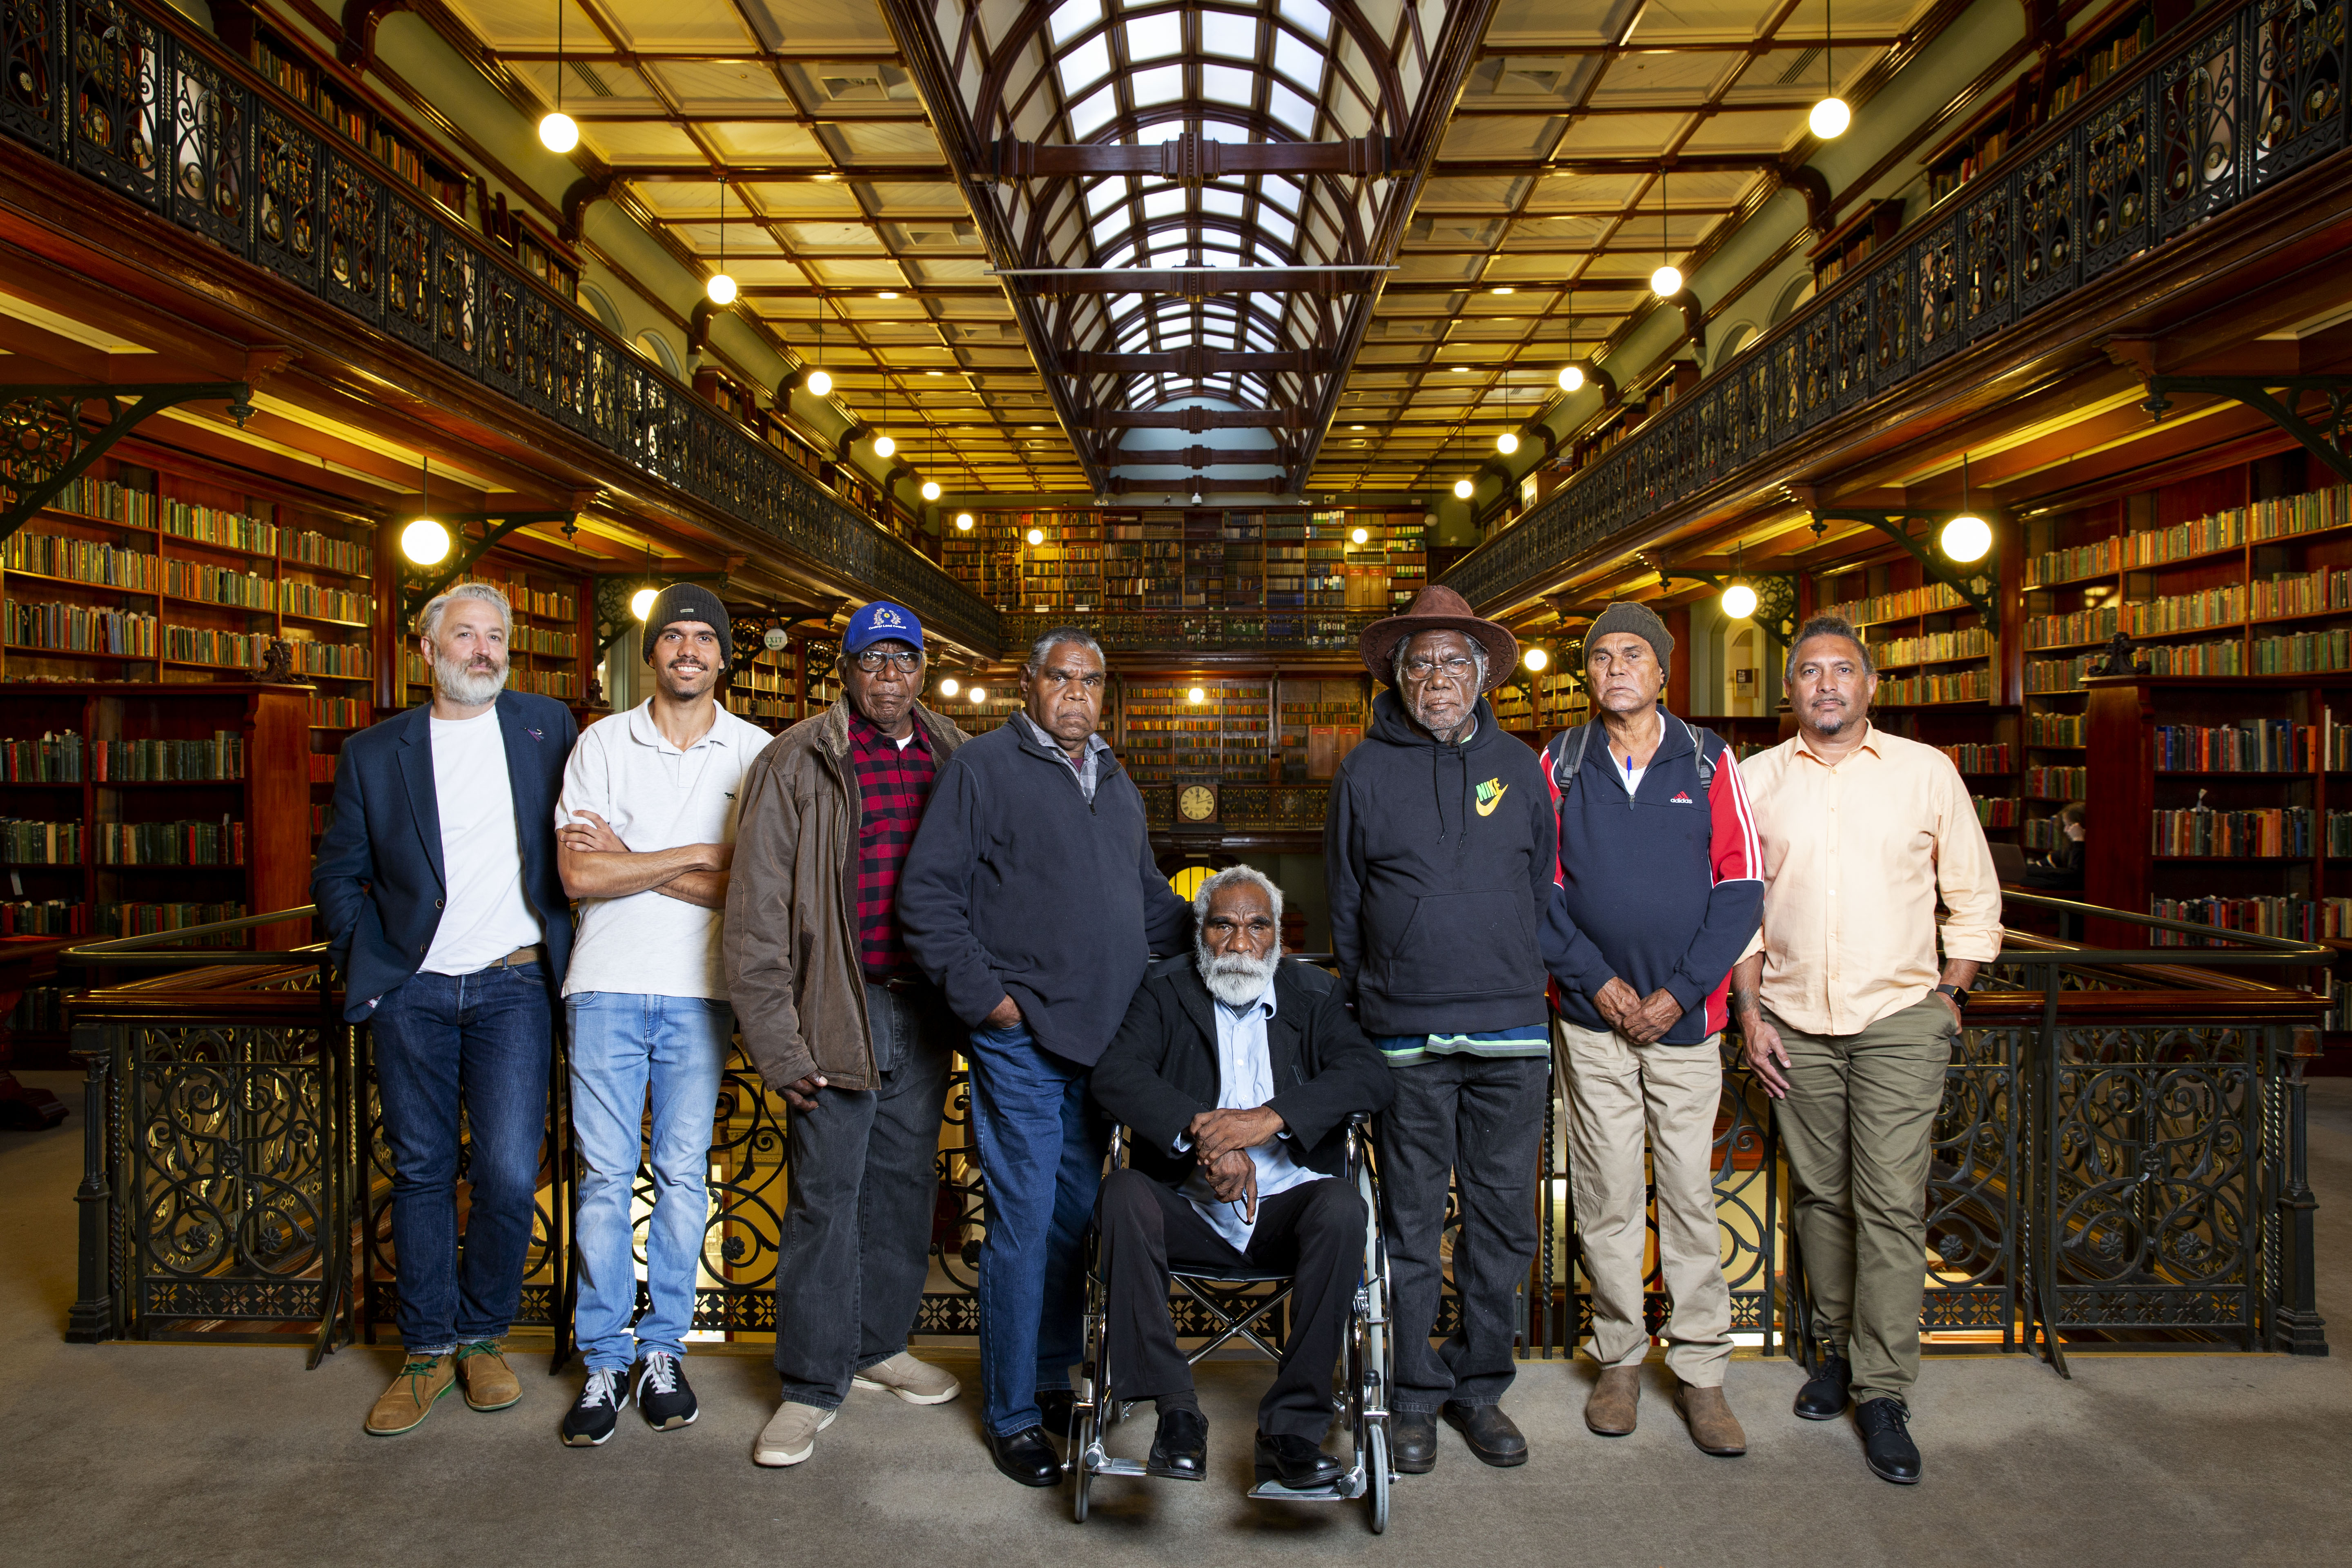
[1541,710,1764,1044]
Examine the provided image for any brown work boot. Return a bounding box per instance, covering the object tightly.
[455,1340,522,1412]
[365,1353,456,1436]
[1585,1365,1641,1436]
[1673,1380,1748,1457]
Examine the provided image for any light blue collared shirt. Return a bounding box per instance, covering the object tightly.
[1182,979,1316,1251]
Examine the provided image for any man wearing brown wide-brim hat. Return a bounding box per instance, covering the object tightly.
[1323,584,1555,1475]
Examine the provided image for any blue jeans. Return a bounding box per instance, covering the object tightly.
[567,992,733,1374]
[964,1020,1102,1437]
[370,961,553,1353]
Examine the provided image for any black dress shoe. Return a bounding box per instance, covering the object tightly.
[1442,1401,1529,1468]
[1793,1352,1853,1421]
[1147,1408,1209,1481]
[984,1425,1064,1488]
[1036,1388,1078,1441]
[1255,1430,1344,1490]
[1391,1411,1437,1474]
[1855,1398,1922,1485]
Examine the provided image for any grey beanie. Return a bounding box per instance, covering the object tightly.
[641,582,731,667]
[1582,600,1674,668]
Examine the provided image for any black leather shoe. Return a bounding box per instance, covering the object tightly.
[1147,1408,1209,1481]
[1255,1430,1344,1490]
[1036,1388,1078,1441]
[1443,1401,1529,1468]
[1793,1352,1853,1421]
[984,1425,1064,1488]
[1855,1398,1922,1485]
[1391,1411,1437,1474]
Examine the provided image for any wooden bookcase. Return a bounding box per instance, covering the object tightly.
[3,450,379,851]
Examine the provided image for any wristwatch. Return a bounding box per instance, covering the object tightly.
[1936,982,1971,1009]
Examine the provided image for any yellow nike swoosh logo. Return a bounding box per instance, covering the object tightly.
[1476,784,1507,817]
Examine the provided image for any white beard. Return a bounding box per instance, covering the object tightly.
[432,648,508,706]
[1196,939,1282,1008]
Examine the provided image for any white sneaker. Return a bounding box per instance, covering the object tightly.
[851,1352,962,1405]
[753,1400,836,1467]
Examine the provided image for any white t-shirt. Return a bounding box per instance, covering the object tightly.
[419,707,546,975]
[557,700,771,999]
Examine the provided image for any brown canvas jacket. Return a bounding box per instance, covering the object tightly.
[723,697,967,1091]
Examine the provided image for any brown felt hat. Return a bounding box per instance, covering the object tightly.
[1358,585,1519,693]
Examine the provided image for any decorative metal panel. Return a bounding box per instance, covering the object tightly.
[320,152,379,319]
[430,223,479,370]
[1869,248,1912,388]
[2017,138,2080,313]
[382,194,433,348]
[165,25,239,246]
[1913,221,1961,365]
[0,0,60,156]
[2247,0,2348,189]
[1833,281,1871,410]
[1961,178,2015,339]
[2158,15,2247,236]
[2081,79,2153,277]
[65,0,160,207]
[1798,305,1837,426]
[249,102,316,287]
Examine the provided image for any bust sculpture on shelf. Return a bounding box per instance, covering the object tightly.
[2092,630,2146,677]
[256,638,297,683]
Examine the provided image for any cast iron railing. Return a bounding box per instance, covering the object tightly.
[1000,610,1389,656]
[0,0,996,654]
[1441,0,2352,612]
[65,893,2330,1365]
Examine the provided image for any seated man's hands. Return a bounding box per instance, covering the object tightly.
[1189,1105,1283,1165]
[1202,1147,1259,1223]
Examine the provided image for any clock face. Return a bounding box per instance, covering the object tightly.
[1178,784,1216,822]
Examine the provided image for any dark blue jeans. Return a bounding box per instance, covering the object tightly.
[964,1020,1102,1437]
[371,961,553,1353]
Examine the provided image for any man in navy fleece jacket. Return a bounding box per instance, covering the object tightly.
[1540,601,1763,1459]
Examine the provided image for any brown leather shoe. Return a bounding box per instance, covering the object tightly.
[365,1354,456,1436]
[1584,1365,1641,1436]
[1672,1380,1748,1457]
[455,1341,522,1412]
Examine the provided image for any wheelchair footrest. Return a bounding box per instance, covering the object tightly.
[1082,1454,1151,1479]
[1246,1466,1367,1503]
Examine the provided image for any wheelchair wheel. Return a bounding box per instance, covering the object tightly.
[1072,1393,1096,1523]
[1365,1421,1390,1535]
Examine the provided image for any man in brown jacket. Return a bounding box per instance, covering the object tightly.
[723,601,967,1468]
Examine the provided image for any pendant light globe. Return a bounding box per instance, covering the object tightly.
[706,272,737,305]
[1650,263,1684,298]
[921,480,942,501]
[804,368,833,397]
[1809,96,1851,139]
[871,433,896,458]
[1721,581,1760,621]
[1452,478,1474,500]
[1558,364,1584,393]
[1496,431,1519,455]
[539,111,578,153]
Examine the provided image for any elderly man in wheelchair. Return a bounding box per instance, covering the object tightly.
[1085,865,1396,1499]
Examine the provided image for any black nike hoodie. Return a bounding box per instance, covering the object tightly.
[1323,689,1557,1036]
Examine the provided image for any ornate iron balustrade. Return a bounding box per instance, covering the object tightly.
[69,898,2330,1365]
[1442,0,2351,612]
[0,0,996,655]
[1000,610,1387,655]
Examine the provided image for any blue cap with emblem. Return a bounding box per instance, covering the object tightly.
[842,600,924,655]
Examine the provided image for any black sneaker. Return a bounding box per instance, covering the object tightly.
[562,1367,628,1447]
[632,1351,698,1431]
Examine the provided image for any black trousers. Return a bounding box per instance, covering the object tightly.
[1095,1166,1365,1440]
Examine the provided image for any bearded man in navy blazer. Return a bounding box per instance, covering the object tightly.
[314,581,576,1438]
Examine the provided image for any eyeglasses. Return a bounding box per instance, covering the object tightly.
[852,649,922,673]
[1402,656,1478,683]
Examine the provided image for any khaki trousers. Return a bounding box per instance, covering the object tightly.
[1558,1020,1733,1385]
[1768,993,1956,1407]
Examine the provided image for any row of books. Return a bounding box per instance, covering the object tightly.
[283,581,373,624]
[2247,565,2352,621]
[308,696,370,729]
[511,667,581,699]
[1972,796,2022,827]
[2025,584,2249,649]
[2027,637,2244,691]
[2026,766,2087,798]
[95,820,247,866]
[1880,667,1991,705]
[2149,896,2352,945]
[2252,630,2352,674]
[95,734,245,781]
[2154,720,2318,773]
[0,819,79,863]
[2023,507,2250,586]
[0,899,85,935]
[5,602,156,657]
[36,476,374,578]
[2029,712,2087,746]
[163,626,270,669]
[4,532,157,590]
[0,900,250,938]
[1937,742,2012,772]
[1870,628,1992,666]
[2151,806,2314,857]
[1817,581,1967,628]
[291,639,372,678]
[0,733,83,782]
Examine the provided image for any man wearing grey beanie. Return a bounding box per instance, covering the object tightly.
[553,582,773,1445]
[1540,599,1762,1459]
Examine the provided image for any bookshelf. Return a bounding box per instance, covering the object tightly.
[249,24,481,233]
[1116,675,1269,789]
[1274,675,1368,783]
[3,454,379,851]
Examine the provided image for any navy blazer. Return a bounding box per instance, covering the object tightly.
[312,691,577,1022]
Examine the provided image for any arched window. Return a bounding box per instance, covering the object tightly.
[633,330,682,379]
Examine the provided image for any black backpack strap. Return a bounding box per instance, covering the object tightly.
[1547,720,1595,797]
[1677,713,1722,791]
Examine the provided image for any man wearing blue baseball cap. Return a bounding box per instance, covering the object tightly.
[726,600,971,1468]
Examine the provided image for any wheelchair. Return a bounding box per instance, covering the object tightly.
[1067,1110,1394,1532]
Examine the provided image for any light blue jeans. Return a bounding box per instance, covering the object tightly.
[567,991,733,1374]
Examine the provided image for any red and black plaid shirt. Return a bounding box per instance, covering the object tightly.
[849,708,938,980]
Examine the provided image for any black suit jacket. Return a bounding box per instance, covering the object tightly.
[1090,956,1395,1187]
[311,691,577,1022]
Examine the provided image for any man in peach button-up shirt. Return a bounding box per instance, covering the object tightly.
[1729,614,2001,1489]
